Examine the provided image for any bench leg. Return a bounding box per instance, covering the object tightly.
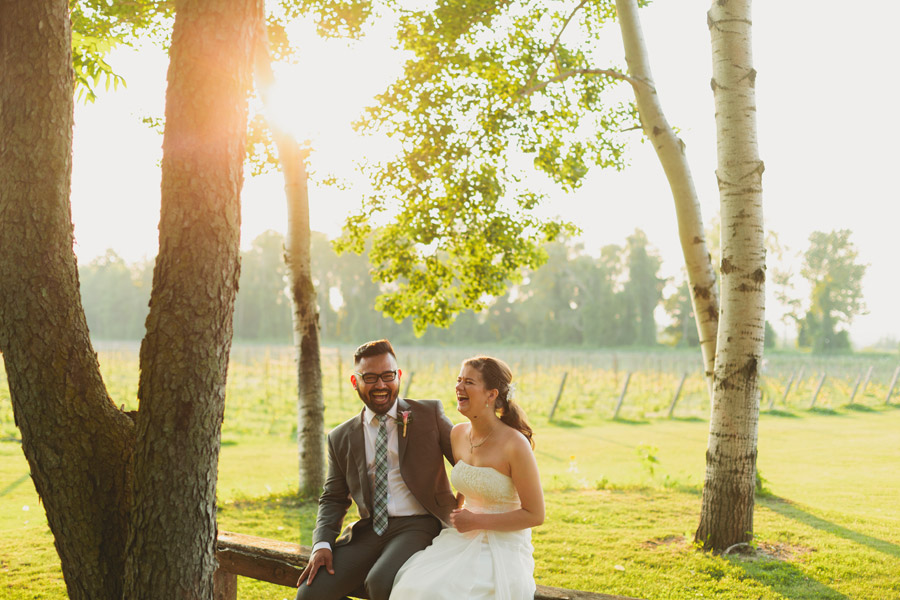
[213,569,237,600]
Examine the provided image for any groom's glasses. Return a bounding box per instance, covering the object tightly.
[355,370,398,384]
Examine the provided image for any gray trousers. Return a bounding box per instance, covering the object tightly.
[296,515,442,600]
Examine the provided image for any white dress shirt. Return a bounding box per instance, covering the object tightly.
[313,399,427,553]
[362,401,428,518]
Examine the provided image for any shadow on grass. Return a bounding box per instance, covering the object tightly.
[670,416,705,423]
[534,449,566,463]
[0,473,31,499]
[844,403,877,412]
[611,417,650,425]
[726,549,851,600]
[547,419,583,428]
[666,482,702,495]
[807,407,840,416]
[763,409,800,418]
[761,495,900,559]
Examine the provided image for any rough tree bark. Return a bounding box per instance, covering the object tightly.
[253,33,326,498]
[1,0,263,598]
[615,0,719,388]
[695,0,765,552]
[0,2,134,598]
[123,0,264,598]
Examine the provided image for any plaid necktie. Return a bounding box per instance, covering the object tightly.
[373,414,389,535]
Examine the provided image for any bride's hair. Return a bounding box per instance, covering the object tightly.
[462,356,534,449]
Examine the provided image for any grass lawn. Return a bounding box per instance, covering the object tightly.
[2,402,898,599]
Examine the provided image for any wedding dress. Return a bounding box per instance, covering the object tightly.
[390,460,536,600]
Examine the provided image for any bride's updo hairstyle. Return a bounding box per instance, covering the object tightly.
[463,356,534,449]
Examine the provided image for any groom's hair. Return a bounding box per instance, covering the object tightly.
[354,339,397,364]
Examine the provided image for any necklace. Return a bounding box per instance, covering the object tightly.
[468,426,496,452]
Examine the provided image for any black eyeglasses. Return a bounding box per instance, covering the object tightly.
[355,370,398,384]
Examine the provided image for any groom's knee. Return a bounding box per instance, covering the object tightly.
[295,574,347,600]
[364,566,395,600]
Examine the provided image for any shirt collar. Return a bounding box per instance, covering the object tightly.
[364,399,399,425]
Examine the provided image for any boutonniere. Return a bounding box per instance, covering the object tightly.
[399,410,413,437]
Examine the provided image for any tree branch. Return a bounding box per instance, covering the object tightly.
[522,0,590,93]
[520,67,640,97]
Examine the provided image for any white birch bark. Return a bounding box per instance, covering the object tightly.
[254,36,326,497]
[695,0,766,552]
[615,0,719,389]
[283,147,326,498]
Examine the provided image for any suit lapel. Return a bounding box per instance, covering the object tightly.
[348,409,371,512]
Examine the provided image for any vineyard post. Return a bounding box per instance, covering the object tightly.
[612,372,632,420]
[667,372,688,419]
[861,365,874,395]
[885,366,900,405]
[848,372,862,404]
[779,371,796,407]
[809,374,827,409]
[548,371,568,421]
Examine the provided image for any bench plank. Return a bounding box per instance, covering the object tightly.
[217,531,307,587]
[216,531,641,600]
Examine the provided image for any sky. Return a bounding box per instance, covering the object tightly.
[69,1,900,349]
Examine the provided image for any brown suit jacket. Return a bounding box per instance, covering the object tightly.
[312,398,456,548]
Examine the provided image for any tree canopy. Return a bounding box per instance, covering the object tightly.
[71,0,173,101]
[798,229,867,353]
[80,228,678,348]
[298,0,643,333]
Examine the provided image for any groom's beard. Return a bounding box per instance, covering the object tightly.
[357,385,397,415]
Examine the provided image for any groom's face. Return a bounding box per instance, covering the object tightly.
[351,352,401,415]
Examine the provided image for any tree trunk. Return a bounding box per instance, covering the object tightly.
[819,295,835,353]
[695,0,765,552]
[123,0,263,598]
[286,146,326,498]
[0,2,134,599]
[253,35,326,498]
[615,0,719,386]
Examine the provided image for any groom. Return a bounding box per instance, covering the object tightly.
[296,339,457,600]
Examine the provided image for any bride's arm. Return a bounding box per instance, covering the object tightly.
[451,433,544,533]
[450,424,467,508]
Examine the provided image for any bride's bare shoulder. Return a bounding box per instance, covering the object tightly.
[451,422,470,439]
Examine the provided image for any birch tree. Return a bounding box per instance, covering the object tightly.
[253,29,326,497]
[0,1,263,598]
[695,0,766,552]
[615,0,718,383]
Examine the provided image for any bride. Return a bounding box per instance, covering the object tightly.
[390,356,544,600]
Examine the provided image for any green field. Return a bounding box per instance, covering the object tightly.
[1,344,899,599]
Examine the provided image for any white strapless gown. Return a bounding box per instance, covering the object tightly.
[390,460,536,600]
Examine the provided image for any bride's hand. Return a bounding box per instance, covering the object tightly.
[450,508,480,533]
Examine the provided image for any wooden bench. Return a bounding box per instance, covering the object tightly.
[215,530,642,600]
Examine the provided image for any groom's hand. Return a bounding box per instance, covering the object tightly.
[297,548,334,586]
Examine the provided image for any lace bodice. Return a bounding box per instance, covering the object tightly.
[451,460,521,514]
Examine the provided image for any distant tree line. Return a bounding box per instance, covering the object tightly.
[78,228,867,352]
